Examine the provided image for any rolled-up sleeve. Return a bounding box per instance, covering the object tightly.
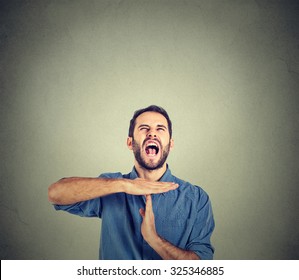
[54,197,102,217]
[53,172,124,218]
[186,193,215,260]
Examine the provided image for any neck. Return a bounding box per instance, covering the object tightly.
[134,162,167,182]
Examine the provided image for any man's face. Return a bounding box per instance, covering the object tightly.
[127,111,174,171]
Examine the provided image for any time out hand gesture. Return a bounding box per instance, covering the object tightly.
[139,195,158,243]
[124,178,178,196]
[139,194,200,260]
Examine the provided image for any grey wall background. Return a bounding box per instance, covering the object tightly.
[1,0,298,260]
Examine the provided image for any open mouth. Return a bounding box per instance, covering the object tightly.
[145,142,160,156]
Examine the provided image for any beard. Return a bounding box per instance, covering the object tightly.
[132,138,171,171]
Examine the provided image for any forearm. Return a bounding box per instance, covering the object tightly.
[48,177,125,205]
[147,235,200,260]
[48,177,178,205]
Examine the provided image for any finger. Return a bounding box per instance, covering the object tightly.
[139,208,145,218]
[160,182,179,190]
[147,183,178,194]
[152,182,178,188]
[145,194,152,212]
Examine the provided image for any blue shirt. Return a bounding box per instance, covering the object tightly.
[54,167,215,260]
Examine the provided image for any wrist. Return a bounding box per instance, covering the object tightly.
[103,178,128,194]
[117,178,130,193]
[145,232,161,248]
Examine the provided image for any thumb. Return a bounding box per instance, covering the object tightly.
[139,208,145,218]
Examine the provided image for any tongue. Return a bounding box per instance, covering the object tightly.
[147,148,156,155]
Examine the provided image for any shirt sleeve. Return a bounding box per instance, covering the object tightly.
[53,173,121,218]
[186,191,215,260]
[54,197,102,218]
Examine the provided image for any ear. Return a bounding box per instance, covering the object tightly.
[169,138,174,151]
[127,137,133,150]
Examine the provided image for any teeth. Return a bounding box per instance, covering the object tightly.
[146,142,157,148]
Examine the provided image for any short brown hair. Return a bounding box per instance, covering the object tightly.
[128,105,172,138]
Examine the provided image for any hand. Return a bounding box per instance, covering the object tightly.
[139,194,158,244]
[123,178,178,196]
[139,194,200,260]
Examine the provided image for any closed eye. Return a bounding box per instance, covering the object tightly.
[157,125,167,132]
[139,127,149,131]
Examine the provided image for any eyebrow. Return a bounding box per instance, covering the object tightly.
[138,124,168,130]
[138,124,150,129]
[157,124,168,130]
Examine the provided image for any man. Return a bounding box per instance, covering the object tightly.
[48,105,215,260]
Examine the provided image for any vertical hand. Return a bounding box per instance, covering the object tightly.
[139,194,200,260]
[139,194,158,243]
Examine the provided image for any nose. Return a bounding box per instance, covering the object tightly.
[147,130,156,138]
